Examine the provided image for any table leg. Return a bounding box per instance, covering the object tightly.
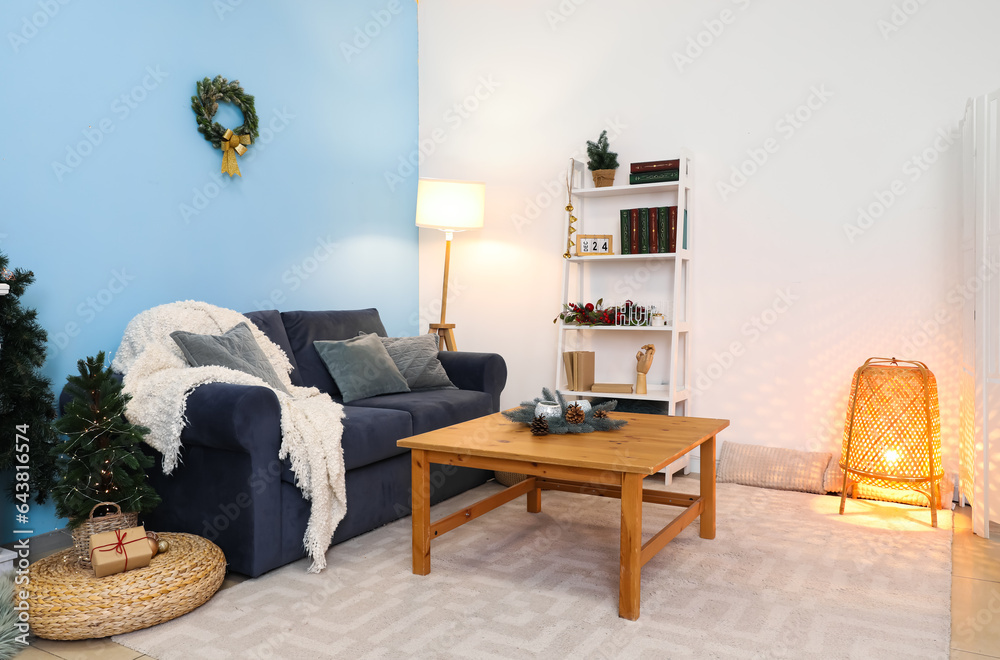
[619,472,642,620]
[527,478,541,513]
[700,435,716,540]
[411,449,431,575]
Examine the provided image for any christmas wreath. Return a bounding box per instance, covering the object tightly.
[190,75,259,177]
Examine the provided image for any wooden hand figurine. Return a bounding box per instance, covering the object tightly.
[635,344,655,395]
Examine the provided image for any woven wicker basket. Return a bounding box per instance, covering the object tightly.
[71,502,138,568]
[28,532,226,640]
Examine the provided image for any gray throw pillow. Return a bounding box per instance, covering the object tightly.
[313,334,410,403]
[171,322,289,394]
[361,332,456,391]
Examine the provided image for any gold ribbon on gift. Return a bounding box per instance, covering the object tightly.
[220,128,251,177]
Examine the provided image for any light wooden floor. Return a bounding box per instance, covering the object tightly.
[951,507,1000,659]
[13,502,1000,660]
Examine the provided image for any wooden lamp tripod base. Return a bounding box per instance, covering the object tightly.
[429,323,456,351]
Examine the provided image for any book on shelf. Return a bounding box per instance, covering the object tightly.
[563,351,595,391]
[638,208,650,254]
[619,210,630,255]
[667,206,678,253]
[591,383,634,394]
[682,208,688,249]
[629,170,679,185]
[620,206,684,255]
[629,208,639,254]
[649,206,659,253]
[630,159,680,174]
[656,206,668,253]
[578,352,594,391]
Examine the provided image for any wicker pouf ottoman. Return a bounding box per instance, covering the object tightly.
[494,471,527,486]
[28,532,225,640]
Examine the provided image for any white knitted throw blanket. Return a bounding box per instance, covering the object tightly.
[111,301,346,573]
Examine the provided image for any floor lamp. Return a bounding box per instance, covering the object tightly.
[839,357,944,527]
[415,178,485,351]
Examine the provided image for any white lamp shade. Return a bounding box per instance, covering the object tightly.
[415,178,485,231]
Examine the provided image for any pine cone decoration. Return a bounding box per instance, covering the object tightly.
[530,415,550,436]
[565,403,586,424]
[593,409,609,419]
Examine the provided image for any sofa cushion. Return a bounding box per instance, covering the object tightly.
[244,310,303,387]
[347,388,493,435]
[171,323,289,394]
[313,335,411,403]
[364,332,456,391]
[281,309,388,396]
[281,405,412,482]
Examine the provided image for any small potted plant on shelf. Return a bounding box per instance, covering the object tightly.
[586,130,620,188]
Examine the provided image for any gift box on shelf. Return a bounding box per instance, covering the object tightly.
[89,525,154,578]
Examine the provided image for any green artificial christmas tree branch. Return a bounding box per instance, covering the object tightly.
[0,251,59,503]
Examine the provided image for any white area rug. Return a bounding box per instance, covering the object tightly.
[115,478,952,659]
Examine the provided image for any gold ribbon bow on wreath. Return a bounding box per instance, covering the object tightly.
[220,129,251,177]
[191,75,260,178]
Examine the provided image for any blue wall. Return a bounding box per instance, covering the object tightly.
[0,0,419,541]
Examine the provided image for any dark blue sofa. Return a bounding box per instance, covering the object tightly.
[134,308,507,577]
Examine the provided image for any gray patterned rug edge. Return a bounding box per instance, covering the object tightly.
[114,478,952,660]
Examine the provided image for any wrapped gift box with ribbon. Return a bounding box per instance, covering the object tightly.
[89,526,153,578]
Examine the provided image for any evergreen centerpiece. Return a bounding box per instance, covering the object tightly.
[50,352,160,527]
[0,251,58,502]
[503,388,626,434]
[586,130,620,187]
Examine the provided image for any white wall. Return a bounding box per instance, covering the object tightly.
[416,0,1000,471]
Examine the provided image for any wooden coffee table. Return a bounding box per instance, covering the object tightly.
[398,411,730,620]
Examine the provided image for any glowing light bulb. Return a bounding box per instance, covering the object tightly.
[884,448,900,463]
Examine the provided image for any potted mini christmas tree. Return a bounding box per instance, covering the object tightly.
[51,352,160,552]
[586,129,620,188]
[0,251,58,502]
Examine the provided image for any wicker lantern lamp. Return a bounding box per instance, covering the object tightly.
[838,357,944,527]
